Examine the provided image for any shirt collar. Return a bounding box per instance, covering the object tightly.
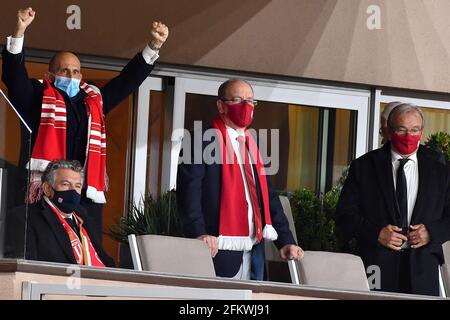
[225,125,245,141]
[391,149,418,164]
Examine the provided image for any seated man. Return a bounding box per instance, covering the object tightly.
[26,159,115,267]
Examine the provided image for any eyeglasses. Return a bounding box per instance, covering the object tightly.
[392,127,423,136]
[221,97,258,106]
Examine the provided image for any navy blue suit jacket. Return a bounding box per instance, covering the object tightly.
[176,129,296,278]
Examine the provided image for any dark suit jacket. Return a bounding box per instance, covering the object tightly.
[1,48,154,167]
[336,143,450,296]
[176,129,296,278]
[26,200,115,267]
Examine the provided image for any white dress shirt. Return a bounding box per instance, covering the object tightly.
[6,35,159,65]
[391,150,419,226]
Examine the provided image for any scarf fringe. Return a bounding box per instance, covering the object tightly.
[263,224,278,241]
[26,171,43,203]
[27,158,50,172]
[217,226,279,251]
[217,236,254,251]
[86,186,106,204]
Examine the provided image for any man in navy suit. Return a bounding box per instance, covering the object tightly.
[176,79,303,280]
[336,103,450,296]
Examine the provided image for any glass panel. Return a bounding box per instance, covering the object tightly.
[0,89,31,259]
[184,93,354,193]
[82,69,135,265]
[145,90,168,197]
[421,107,450,142]
[332,109,352,186]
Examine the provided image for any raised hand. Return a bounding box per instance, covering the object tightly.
[149,21,169,50]
[14,7,36,38]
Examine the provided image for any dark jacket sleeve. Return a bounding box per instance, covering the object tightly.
[176,133,208,238]
[267,180,296,249]
[426,165,450,251]
[25,219,38,261]
[100,53,155,115]
[335,161,382,246]
[1,48,42,126]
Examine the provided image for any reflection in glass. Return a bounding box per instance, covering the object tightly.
[0,89,31,259]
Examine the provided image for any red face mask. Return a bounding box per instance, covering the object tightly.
[390,132,422,155]
[225,102,254,128]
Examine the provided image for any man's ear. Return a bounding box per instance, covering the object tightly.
[216,100,226,114]
[42,182,54,198]
[44,72,54,82]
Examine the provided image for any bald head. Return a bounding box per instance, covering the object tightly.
[218,79,253,100]
[48,51,82,79]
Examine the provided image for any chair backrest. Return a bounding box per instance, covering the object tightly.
[440,241,450,297]
[291,251,370,291]
[128,234,216,277]
[441,264,450,297]
[264,195,297,262]
[442,241,450,264]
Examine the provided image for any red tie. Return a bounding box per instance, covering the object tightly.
[237,136,263,242]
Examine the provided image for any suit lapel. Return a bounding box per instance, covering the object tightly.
[374,143,398,223]
[40,203,77,264]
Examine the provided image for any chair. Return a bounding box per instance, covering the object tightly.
[288,251,370,291]
[440,241,450,297]
[128,234,216,277]
[442,241,450,264]
[264,195,297,282]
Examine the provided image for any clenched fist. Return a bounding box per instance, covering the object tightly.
[14,7,36,38]
[149,21,169,50]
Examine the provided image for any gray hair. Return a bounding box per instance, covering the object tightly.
[42,159,84,186]
[381,101,403,122]
[387,103,424,129]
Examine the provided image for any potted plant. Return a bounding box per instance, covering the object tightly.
[288,167,349,252]
[424,131,450,163]
[107,189,183,268]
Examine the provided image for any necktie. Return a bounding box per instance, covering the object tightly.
[396,158,409,232]
[65,217,81,238]
[237,136,263,242]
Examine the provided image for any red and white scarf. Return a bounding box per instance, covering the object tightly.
[28,80,107,203]
[44,196,105,267]
[212,116,277,251]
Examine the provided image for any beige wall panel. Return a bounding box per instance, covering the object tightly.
[1,0,449,93]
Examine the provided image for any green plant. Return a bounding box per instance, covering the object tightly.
[424,131,450,163]
[289,167,349,252]
[107,190,183,243]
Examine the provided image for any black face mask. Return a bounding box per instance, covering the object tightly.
[51,189,81,213]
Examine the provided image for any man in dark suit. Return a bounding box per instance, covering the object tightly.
[379,101,446,164]
[336,103,450,296]
[1,7,168,237]
[176,79,303,280]
[26,159,115,267]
